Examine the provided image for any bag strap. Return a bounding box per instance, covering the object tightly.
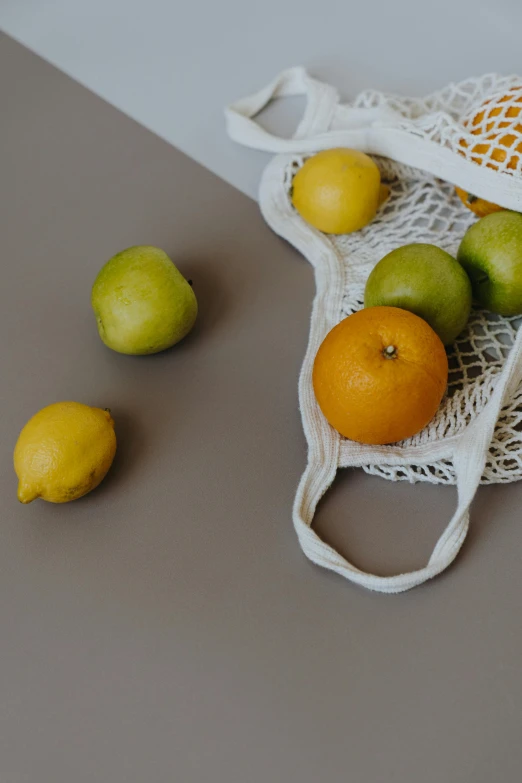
[225,66,341,152]
[227,68,522,212]
[293,325,522,593]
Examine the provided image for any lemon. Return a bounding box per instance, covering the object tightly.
[14,402,117,504]
[291,148,386,234]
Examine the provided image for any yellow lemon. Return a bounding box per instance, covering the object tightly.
[291,148,386,234]
[14,402,117,504]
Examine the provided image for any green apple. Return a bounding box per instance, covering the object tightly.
[457,211,522,316]
[91,246,198,355]
[364,243,472,345]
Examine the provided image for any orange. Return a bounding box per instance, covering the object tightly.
[312,307,448,445]
[456,87,522,215]
[454,186,504,218]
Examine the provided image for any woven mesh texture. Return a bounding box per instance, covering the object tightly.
[349,78,522,176]
[284,150,522,485]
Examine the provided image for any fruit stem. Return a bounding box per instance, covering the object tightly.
[467,193,478,204]
[383,345,398,359]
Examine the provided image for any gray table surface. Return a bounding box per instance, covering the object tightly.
[2,33,522,783]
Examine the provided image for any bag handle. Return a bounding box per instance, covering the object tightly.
[225,68,406,154]
[227,68,522,212]
[225,66,342,153]
[293,326,522,593]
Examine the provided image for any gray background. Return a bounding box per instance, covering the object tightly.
[2,31,522,783]
[2,0,522,198]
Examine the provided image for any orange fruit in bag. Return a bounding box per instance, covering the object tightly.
[312,307,448,445]
[456,87,522,215]
[454,187,503,218]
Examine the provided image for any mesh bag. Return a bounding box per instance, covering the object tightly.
[226,67,522,592]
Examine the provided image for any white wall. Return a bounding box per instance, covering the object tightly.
[2,0,521,198]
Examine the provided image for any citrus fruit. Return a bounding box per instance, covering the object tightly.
[364,243,472,345]
[454,187,503,218]
[456,87,522,215]
[92,246,198,355]
[312,307,448,444]
[14,402,117,504]
[291,148,385,234]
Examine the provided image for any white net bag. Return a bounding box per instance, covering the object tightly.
[226,67,522,593]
